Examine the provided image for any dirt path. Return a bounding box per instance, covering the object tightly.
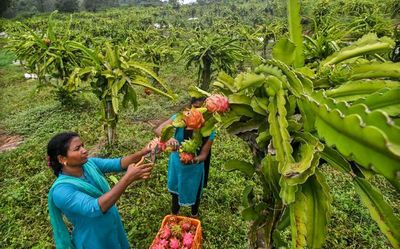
[0,130,23,152]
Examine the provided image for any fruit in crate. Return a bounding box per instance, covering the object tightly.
[183,232,194,248]
[169,237,180,249]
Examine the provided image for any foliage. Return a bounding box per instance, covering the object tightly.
[55,0,79,13]
[181,34,246,90]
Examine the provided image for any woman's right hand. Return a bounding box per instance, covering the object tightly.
[166,138,179,151]
[125,157,153,183]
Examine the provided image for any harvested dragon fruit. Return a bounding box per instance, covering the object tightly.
[180,219,192,232]
[157,141,167,152]
[183,108,205,130]
[159,226,171,239]
[169,237,180,249]
[205,94,229,113]
[159,239,168,248]
[183,232,194,248]
[150,243,165,249]
[180,152,195,164]
[151,216,200,249]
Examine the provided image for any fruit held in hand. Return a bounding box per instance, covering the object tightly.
[158,141,167,152]
[183,108,205,129]
[180,139,200,154]
[205,94,229,113]
[180,152,195,164]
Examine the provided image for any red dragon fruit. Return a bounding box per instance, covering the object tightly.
[205,94,229,113]
[183,108,205,130]
[151,243,165,249]
[159,239,168,248]
[180,219,192,232]
[157,141,167,152]
[159,226,171,239]
[180,152,195,164]
[183,232,194,248]
[169,237,180,249]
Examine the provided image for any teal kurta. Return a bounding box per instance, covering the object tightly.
[51,158,130,249]
[167,114,216,206]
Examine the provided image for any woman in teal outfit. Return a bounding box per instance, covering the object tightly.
[47,131,155,249]
[155,98,216,217]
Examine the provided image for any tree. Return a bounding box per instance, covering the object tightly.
[0,0,12,16]
[55,0,79,12]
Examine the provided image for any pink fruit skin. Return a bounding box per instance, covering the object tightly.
[169,237,180,249]
[183,232,194,248]
[160,226,171,239]
[158,141,167,152]
[181,222,191,232]
[206,94,229,113]
[159,239,168,247]
[151,244,165,249]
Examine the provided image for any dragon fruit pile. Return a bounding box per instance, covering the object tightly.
[151,216,197,249]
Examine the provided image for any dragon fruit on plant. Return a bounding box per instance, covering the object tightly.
[205,94,229,113]
[183,108,205,130]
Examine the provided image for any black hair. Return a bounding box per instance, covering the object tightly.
[47,132,79,177]
[190,97,206,105]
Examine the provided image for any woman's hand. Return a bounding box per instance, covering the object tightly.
[125,157,153,183]
[98,157,153,213]
[166,138,179,151]
[142,138,159,154]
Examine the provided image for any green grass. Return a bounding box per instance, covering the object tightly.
[0,50,399,249]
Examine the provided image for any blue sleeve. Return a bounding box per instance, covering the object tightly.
[209,131,217,141]
[89,157,123,173]
[53,184,103,218]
